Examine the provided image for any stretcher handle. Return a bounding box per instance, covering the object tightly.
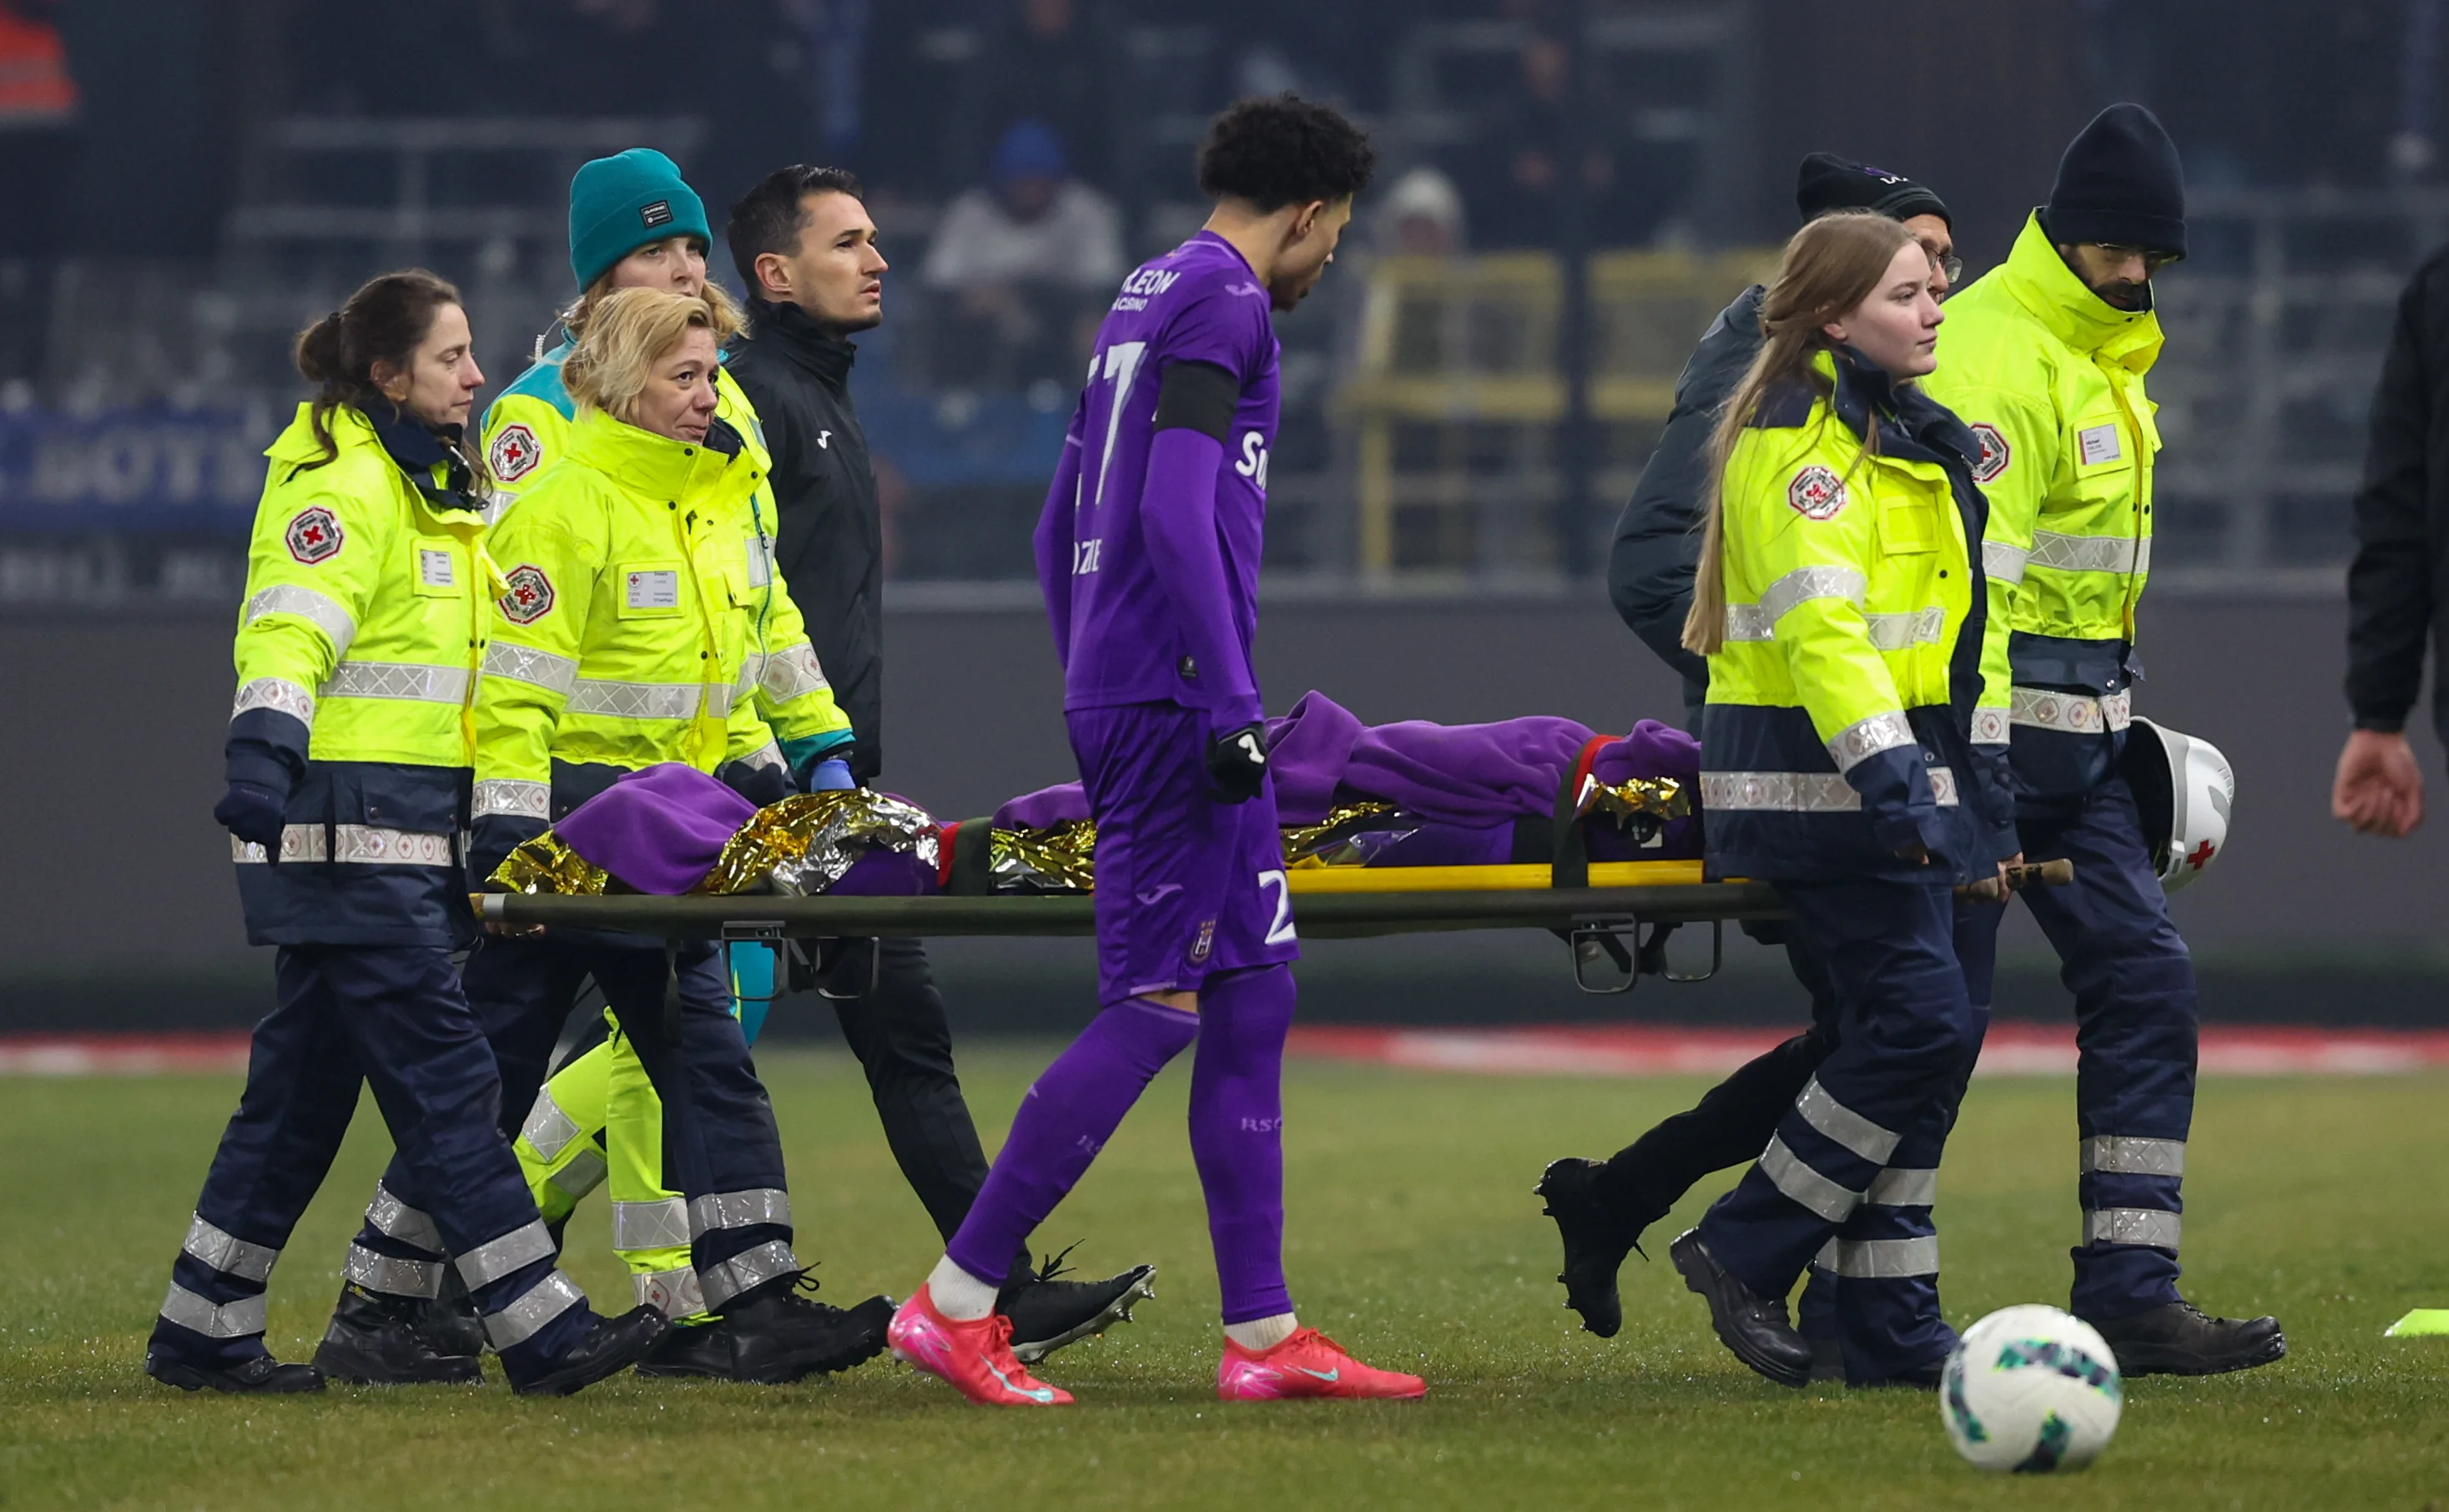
[1955,858,2075,904]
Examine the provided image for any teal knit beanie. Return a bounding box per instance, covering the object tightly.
[567,149,711,290]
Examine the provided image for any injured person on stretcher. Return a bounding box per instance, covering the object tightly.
[488,691,1702,902]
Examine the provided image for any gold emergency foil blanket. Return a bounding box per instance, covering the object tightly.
[491,834,609,896]
[699,789,943,895]
[1575,774,1690,829]
[1280,801,1416,869]
[990,819,1098,894]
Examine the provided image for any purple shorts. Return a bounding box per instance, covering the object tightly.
[1069,701,1300,1005]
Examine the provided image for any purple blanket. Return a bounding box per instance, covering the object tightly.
[556,764,756,895]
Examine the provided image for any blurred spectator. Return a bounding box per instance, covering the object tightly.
[1372,165,1468,256]
[973,0,1108,189]
[1473,28,1620,249]
[920,120,1122,391]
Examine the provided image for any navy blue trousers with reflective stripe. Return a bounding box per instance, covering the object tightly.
[1698,879,1982,1375]
[387,935,794,1300]
[2008,774,2196,1319]
[153,945,592,1379]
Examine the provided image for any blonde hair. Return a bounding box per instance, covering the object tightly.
[1682,211,1920,656]
[562,287,735,426]
[562,268,744,344]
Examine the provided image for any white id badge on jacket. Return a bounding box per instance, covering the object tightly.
[746,537,774,588]
[2078,422,2123,466]
[625,568,681,610]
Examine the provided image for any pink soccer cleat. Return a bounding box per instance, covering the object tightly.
[887,1285,1073,1407]
[1217,1328,1428,1401]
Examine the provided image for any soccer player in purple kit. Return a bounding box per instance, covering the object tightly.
[886,95,1421,1408]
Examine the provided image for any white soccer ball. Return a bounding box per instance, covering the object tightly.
[1940,1304,2124,1473]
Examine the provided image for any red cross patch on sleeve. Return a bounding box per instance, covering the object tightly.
[1969,423,2011,484]
[284,506,344,564]
[488,423,542,483]
[1786,464,1848,520]
[498,563,555,625]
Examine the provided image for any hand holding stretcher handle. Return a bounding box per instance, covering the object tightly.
[1955,858,2075,904]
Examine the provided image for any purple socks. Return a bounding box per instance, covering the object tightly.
[944,995,1200,1287]
[1190,965,1297,1324]
[942,965,1300,1327]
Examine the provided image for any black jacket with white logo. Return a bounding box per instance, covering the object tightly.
[727,298,888,782]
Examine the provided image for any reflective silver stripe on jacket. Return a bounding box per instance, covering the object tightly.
[550,1147,608,1202]
[1699,768,1960,814]
[2010,687,2132,735]
[233,677,316,728]
[483,1269,586,1350]
[456,1220,557,1288]
[519,1086,582,1162]
[2085,1207,2181,1249]
[1826,711,1915,775]
[741,740,785,774]
[1723,566,1868,642]
[688,1188,793,1235]
[1982,539,2029,584]
[244,584,358,657]
[697,1239,799,1309]
[1812,1236,1940,1278]
[345,1242,443,1298]
[611,1198,691,1252]
[159,1281,267,1338]
[183,1214,278,1283]
[758,642,831,702]
[1759,1134,1862,1222]
[482,641,580,696]
[1862,607,1946,650]
[1971,708,2010,746]
[2028,529,2150,576]
[232,825,456,866]
[567,678,730,721]
[473,779,551,821]
[321,660,471,704]
[1796,1076,1902,1164]
[634,1265,705,1319]
[1865,1167,1938,1207]
[364,1184,443,1251]
[2081,1136,2186,1177]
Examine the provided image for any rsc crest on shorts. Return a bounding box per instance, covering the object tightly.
[1786,464,1848,520]
[285,506,344,564]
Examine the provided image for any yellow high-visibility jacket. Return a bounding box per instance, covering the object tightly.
[229,403,496,944]
[469,406,852,832]
[1921,212,2162,799]
[1701,350,2016,883]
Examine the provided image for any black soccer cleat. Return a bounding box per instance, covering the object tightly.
[634,1318,738,1379]
[2087,1299,2287,1378]
[511,1304,669,1398]
[1000,1245,1158,1363]
[719,1275,894,1384]
[312,1283,483,1384]
[1535,1157,1655,1339]
[1670,1227,1811,1389]
[145,1349,326,1394]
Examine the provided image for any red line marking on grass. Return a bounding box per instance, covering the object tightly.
[0,1033,253,1076]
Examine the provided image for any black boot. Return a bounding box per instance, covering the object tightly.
[2087,1299,2286,1378]
[1535,1158,1655,1338]
[414,1268,490,1360]
[511,1304,670,1398]
[1669,1228,1811,1389]
[145,1349,325,1394]
[636,1318,738,1379]
[1000,1245,1158,1364]
[313,1283,483,1385]
[719,1275,893,1384]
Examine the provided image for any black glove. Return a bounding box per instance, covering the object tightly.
[1205,721,1268,804]
[214,780,289,849]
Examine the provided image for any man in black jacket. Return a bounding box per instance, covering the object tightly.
[724,165,1153,1360]
[1540,157,1959,1353]
[2334,246,2449,841]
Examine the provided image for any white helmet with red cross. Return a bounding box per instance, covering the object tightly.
[2119,718,2234,894]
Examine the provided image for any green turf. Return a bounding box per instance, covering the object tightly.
[4,1048,2446,1511]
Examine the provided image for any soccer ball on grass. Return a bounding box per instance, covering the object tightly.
[1940,1304,2123,1473]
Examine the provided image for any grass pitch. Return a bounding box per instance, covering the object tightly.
[4,1045,2447,1511]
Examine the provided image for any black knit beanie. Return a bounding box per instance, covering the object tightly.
[1794,153,1951,227]
[2043,103,2185,257]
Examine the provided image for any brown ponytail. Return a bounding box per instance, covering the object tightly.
[1682,212,1918,656]
[292,269,481,486]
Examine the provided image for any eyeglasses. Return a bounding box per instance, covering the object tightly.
[2094,243,2184,274]
[1929,252,1965,285]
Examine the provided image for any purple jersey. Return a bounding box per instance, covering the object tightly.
[1052,230,1281,712]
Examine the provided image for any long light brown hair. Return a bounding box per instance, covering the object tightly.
[1682,211,1919,655]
